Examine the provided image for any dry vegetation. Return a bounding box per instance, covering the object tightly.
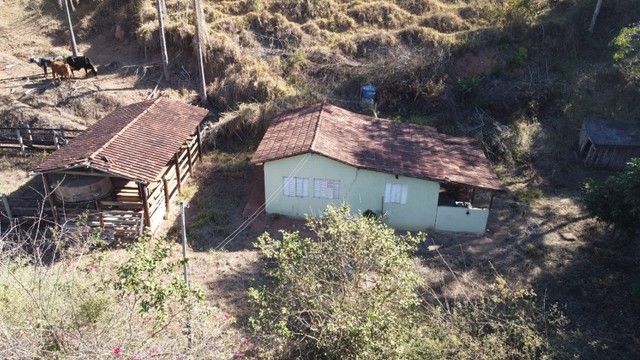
[1,0,640,358]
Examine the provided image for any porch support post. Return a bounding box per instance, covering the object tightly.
[186,143,193,176]
[471,188,476,204]
[196,126,203,160]
[138,183,151,228]
[96,200,105,228]
[162,176,170,219]
[174,152,182,195]
[489,193,495,210]
[41,174,58,223]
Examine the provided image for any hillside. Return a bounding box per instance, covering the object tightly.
[1,0,640,358]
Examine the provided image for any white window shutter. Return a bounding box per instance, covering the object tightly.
[401,184,408,204]
[283,177,293,196]
[384,183,392,203]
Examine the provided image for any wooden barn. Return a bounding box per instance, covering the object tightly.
[30,98,209,237]
[579,119,640,169]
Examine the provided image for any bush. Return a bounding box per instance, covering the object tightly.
[611,22,640,83]
[249,204,573,359]
[0,228,248,358]
[581,158,640,237]
[249,205,425,358]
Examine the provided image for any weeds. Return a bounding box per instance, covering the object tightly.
[514,186,542,204]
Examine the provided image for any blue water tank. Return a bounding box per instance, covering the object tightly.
[361,84,376,102]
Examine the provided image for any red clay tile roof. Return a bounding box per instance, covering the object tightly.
[32,98,209,183]
[252,103,504,191]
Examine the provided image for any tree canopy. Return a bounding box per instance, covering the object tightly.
[611,22,640,83]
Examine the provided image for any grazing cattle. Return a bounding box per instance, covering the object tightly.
[50,61,72,81]
[28,56,53,77]
[65,56,98,77]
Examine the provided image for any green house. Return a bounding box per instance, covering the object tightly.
[251,104,504,234]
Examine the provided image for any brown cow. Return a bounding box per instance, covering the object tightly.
[50,60,72,81]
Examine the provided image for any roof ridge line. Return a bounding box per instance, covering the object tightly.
[86,97,162,163]
[309,103,324,150]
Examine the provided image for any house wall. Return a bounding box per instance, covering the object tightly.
[434,206,489,234]
[263,153,441,231]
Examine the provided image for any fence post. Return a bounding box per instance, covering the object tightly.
[15,129,25,155]
[96,201,104,228]
[174,152,182,195]
[52,130,59,149]
[24,124,33,144]
[185,143,193,176]
[2,194,13,221]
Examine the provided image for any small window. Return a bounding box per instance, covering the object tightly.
[314,179,341,199]
[283,176,309,197]
[384,183,408,204]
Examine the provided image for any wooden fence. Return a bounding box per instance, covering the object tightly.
[1,194,143,239]
[0,125,83,154]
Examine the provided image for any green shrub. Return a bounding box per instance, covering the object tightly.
[457,74,484,94]
[249,204,573,359]
[510,46,528,66]
[611,22,640,83]
[581,158,640,237]
[514,186,542,204]
[523,242,543,258]
[250,205,425,358]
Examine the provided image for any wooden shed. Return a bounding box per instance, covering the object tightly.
[31,98,209,237]
[579,119,640,169]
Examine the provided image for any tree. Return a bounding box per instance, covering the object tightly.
[588,0,603,33]
[581,158,640,237]
[192,0,209,104]
[60,0,78,56]
[156,0,170,81]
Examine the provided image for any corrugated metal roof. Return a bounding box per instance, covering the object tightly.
[252,103,504,191]
[584,119,640,146]
[32,98,209,183]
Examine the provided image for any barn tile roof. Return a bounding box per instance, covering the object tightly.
[32,98,209,183]
[251,103,504,191]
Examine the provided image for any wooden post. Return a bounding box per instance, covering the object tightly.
[174,153,182,195]
[471,188,476,204]
[41,174,58,223]
[96,201,105,228]
[195,126,203,160]
[59,125,65,140]
[138,183,151,228]
[2,193,13,221]
[162,176,171,219]
[139,211,145,237]
[52,130,59,149]
[185,144,193,176]
[16,129,25,155]
[24,124,33,144]
[489,193,495,210]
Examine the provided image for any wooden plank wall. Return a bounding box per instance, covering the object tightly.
[1,195,143,239]
[585,145,640,169]
[147,132,201,230]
